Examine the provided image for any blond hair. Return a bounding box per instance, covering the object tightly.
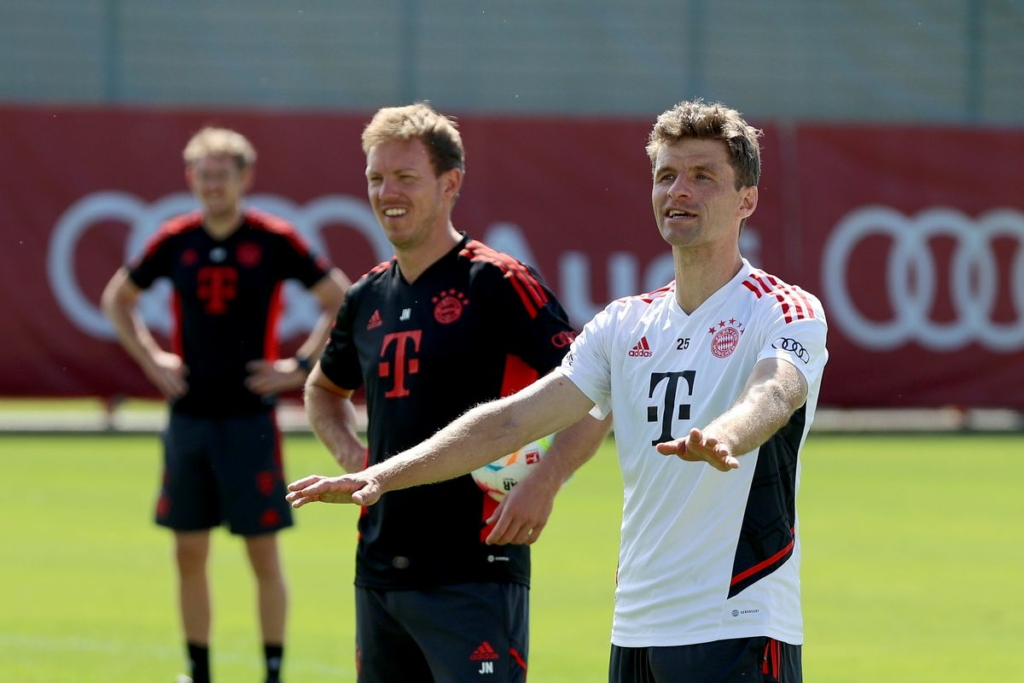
[361,102,464,176]
[182,127,257,169]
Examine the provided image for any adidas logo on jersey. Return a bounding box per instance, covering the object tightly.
[628,336,652,357]
[367,309,383,330]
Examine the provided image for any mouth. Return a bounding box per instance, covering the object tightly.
[665,208,697,219]
[382,207,408,218]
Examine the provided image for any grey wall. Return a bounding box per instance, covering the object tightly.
[1,0,1021,123]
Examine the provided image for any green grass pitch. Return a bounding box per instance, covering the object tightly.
[1,431,1022,681]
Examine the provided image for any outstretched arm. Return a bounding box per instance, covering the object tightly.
[286,371,595,507]
[655,357,808,471]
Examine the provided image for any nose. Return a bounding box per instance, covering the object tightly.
[667,176,691,200]
[377,177,402,198]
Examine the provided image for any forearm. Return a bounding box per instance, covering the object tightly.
[305,383,366,472]
[525,413,612,493]
[294,312,335,363]
[106,301,165,369]
[704,369,804,455]
[374,399,526,493]
[298,269,349,361]
[373,373,592,494]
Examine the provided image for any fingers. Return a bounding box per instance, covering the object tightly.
[485,497,547,546]
[655,428,740,471]
[351,482,382,506]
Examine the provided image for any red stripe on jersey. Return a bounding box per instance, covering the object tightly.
[741,280,763,297]
[730,531,795,587]
[142,212,203,262]
[638,283,674,304]
[170,290,184,357]
[245,209,313,256]
[462,241,549,318]
[264,282,284,361]
[499,354,540,398]
[745,269,815,323]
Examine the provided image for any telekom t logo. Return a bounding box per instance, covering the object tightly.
[648,370,695,445]
[380,330,422,398]
[197,266,237,314]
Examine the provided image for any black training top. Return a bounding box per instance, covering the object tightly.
[128,208,332,417]
[319,234,576,590]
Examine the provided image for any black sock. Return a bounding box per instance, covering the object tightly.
[186,641,210,683]
[264,643,284,683]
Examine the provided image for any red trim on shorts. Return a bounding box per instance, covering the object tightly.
[509,647,527,671]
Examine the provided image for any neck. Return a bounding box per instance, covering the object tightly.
[395,225,462,283]
[672,246,743,314]
[203,207,244,239]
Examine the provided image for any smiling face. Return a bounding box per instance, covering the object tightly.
[365,137,462,252]
[186,153,252,224]
[651,138,757,252]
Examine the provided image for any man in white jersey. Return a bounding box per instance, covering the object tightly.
[286,99,828,683]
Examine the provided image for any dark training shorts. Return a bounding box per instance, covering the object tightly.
[155,411,293,536]
[355,582,529,683]
[609,636,801,683]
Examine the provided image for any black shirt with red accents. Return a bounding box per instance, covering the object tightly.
[128,208,332,417]
[319,233,577,590]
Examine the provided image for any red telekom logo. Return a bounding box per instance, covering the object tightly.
[197,266,237,314]
[379,330,422,398]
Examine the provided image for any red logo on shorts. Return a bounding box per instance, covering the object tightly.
[432,289,469,324]
[260,509,281,528]
[256,470,275,496]
[470,641,500,661]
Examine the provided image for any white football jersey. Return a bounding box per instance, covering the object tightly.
[559,259,828,648]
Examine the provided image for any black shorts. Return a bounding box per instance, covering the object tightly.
[155,411,293,536]
[609,637,801,683]
[355,582,529,683]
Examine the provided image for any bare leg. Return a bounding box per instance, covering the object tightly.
[174,530,212,643]
[244,532,287,644]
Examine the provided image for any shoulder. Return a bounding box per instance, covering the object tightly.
[142,212,203,255]
[740,267,825,322]
[156,211,203,239]
[349,259,395,294]
[606,282,676,317]
[243,208,299,235]
[459,239,532,274]
[459,238,559,312]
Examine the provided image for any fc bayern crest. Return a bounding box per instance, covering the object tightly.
[432,288,470,324]
[709,318,745,358]
[236,242,262,268]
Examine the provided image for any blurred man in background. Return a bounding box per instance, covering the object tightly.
[102,126,350,683]
[288,99,829,683]
[297,102,610,682]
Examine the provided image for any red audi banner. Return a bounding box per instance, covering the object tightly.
[1,105,1021,409]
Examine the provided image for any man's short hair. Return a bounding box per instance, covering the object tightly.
[183,127,257,170]
[361,102,465,176]
[646,100,762,189]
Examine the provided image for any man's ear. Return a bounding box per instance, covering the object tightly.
[239,166,255,192]
[739,185,758,219]
[442,167,464,201]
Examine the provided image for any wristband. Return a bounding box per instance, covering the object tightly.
[294,355,313,375]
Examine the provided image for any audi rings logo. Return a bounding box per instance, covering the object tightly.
[47,191,392,340]
[772,337,810,364]
[823,206,1024,352]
